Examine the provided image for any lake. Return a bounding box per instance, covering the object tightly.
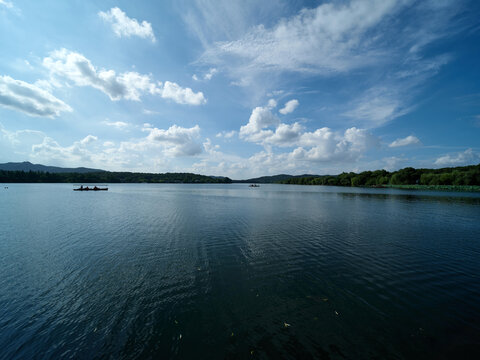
[1,183,480,359]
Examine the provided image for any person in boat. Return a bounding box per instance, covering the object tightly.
[80,185,84,190]
[93,186,99,190]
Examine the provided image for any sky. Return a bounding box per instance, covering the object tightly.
[1,0,480,179]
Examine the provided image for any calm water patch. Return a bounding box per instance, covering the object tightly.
[1,184,480,359]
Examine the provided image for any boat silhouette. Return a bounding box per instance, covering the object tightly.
[73,185,108,191]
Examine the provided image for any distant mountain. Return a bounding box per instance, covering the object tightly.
[234,174,321,183]
[0,161,105,173]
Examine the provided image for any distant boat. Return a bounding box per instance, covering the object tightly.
[73,186,108,191]
[249,184,260,187]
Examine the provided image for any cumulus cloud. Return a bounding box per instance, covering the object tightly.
[289,127,378,162]
[279,99,299,115]
[192,130,379,179]
[239,99,278,142]
[0,75,72,117]
[161,81,206,105]
[146,125,202,156]
[434,148,480,166]
[99,7,156,42]
[389,135,421,147]
[26,124,203,170]
[43,49,206,105]
[32,134,99,164]
[239,101,378,162]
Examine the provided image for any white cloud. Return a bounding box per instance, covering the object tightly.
[80,135,98,145]
[204,68,218,80]
[43,49,206,105]
[1,126,46,151]
[0,75,72,117]
[161,81,206,105]
[266,122,304,146]
[239,99,278,142]
[279,99,299,115]
[344,55,451,127]
[382,156,407,171]
[202,0,402,74]
[34,79,54,92]
[434,148,480,167]
[343,87,410,127]
[43,49,161,101]
[146,125,202,156]
[196,0,460,126]
[239,101,378,162]
[216,130,237,139]
[289,127,378,162]
[389,135,421,147]
[0,0,13,9]
[26,124,203,170]
[32,134,100,165]
[191,128,379,178]
[200,1,460,77]
[102,120,129,129]
[142,109,159,115]
[194,68,218,81]
[142,123,154,131]
[98,7,156,42]
[182,1,285,49]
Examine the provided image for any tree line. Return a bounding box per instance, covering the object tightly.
[279,164,480,187]
[0,170,232,184]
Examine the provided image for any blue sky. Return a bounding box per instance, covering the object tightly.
[1,0,479,178]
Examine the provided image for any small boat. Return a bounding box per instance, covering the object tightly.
[73,186,108,191]
[249,184,260,187]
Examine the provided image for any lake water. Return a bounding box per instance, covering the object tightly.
[1,183,480,359]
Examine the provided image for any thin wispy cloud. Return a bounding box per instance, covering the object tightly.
[0,0,13,9]
[201,0,402,74]
[195,0,462,128]
[102,120,129,130]
[193,68,218,81]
